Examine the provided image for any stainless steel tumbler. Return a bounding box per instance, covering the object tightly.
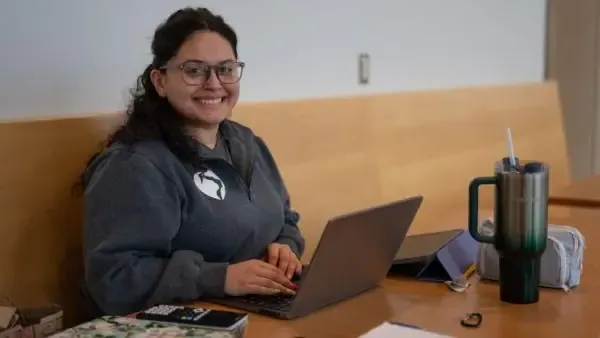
[468,159,549,304]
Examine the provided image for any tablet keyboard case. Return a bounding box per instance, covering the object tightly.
[389,229,479,282]
[477,219,585,290]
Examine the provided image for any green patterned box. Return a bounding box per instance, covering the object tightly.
[49,315,246,338]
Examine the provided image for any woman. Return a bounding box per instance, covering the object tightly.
[79,7,305,317]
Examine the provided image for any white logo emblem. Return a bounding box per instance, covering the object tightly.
[193,169,226,201]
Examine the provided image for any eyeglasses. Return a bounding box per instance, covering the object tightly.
[161,60,245,85]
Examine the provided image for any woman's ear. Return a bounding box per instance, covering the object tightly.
[150,69,167,97]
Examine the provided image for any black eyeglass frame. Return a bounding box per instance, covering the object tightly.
[159,60,246,85]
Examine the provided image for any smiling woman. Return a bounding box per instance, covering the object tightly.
[151,31,246,132]
[76,7,305,319]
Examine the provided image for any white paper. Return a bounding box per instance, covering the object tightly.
[359,322,454,338]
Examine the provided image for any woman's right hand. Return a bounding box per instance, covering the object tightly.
[224,259,297,296]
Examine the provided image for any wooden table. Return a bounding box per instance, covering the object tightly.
[549,174,600,208]
[194,207,599,337]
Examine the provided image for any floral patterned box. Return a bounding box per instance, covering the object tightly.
[48,316,247,338]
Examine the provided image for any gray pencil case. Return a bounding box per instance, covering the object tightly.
[476,218,585,291]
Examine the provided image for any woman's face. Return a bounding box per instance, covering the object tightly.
[151,31,241,127]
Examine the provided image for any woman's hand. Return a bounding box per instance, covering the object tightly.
[266,243,302,279]
[224,259,297,296]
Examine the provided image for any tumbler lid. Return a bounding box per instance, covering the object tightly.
[523,162,545,173]
[501,157,520,166]
[501,157,521,172]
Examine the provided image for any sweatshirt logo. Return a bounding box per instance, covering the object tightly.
[193,169,226,201]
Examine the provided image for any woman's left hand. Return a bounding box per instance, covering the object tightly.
[266,243,302,279]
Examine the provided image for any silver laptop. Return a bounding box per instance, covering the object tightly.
[207,195,423,319]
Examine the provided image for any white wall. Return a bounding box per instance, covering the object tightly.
[0,0,547,119]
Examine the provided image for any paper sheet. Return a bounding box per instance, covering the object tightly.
[359,322,454,338]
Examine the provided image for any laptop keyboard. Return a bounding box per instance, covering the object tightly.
[235,273,304,311]
[226,269,306,311]
[238,293,296,310]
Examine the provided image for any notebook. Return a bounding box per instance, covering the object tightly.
[360,322,453,338]
[48,316,244,338]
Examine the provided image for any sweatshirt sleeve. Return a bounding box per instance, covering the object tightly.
[83,149,228,316]
[276,196,306,258]
[254,137,306,258]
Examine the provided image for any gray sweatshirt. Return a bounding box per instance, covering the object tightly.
[81,120,305,316]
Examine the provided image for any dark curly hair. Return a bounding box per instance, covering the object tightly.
[75,7,238,192]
